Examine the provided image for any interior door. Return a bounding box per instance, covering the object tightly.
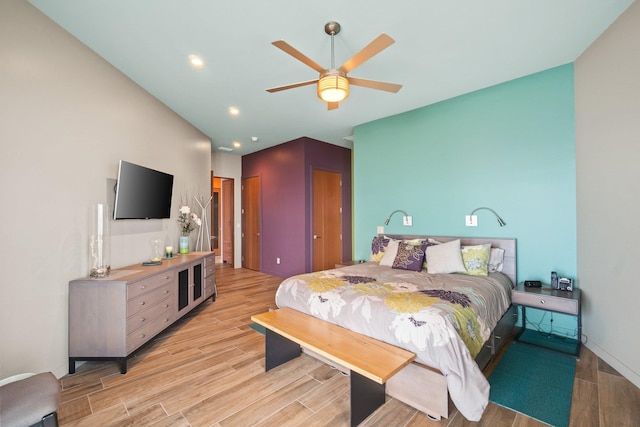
[222,178,234,264]
[211,174,221,255]
[312,169,342,271]
[242,176,260,270]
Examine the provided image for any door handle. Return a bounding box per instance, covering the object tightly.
[313,235,321,239]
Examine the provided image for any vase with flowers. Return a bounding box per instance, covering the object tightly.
[177,205,201,254]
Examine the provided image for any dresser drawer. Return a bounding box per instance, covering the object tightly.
[127,282,173,317]
[128,270,175,299]
[512,290,579,315]
[204,286,212,299]
[205,264,215,278]
[205,276,216,298]
[126,305,174,353]
[127,296,172,334]
[204,256,215,277]
[205,275,215,288]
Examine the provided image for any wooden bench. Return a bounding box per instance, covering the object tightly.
[251,308,415,426]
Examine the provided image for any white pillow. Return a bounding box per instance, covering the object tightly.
[488,248,505,272]
[380,239,400,266]
[426,239,466,274]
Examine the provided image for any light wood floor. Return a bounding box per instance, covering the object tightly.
[58,264,640,426]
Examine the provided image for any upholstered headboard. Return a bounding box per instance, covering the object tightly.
[383,234,517,285]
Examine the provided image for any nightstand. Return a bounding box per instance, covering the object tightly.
[512,285,582,357]
[335,260,358,268]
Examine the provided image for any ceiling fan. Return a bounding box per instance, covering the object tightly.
[266,21,402,110]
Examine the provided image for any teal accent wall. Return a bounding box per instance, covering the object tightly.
[353,64,577,337]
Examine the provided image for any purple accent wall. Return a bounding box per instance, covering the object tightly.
[242,137,352,277]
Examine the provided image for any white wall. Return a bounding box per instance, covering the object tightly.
[575,1,640,387]
[0,0,211,379]
[211,152,243,268]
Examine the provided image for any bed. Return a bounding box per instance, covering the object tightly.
[274,234,517,421]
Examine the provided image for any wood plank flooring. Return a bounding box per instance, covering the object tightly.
[58,264,640,426]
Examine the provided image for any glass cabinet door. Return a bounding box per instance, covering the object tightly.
[178,268,189,311]
[193,263,203,301]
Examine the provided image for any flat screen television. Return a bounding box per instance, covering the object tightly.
[113,160,174,220]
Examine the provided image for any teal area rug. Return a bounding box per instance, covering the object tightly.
[489,342,576,427]
[248,323,265,335]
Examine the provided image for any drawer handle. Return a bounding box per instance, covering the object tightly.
[164,290,169,294]
[140,317,145,322]
[164,304,169,308]
[164,318,170,322]
[140,301,146,306]
[540,299,545,304]
[140,334,146,339]
[140,285,145,290]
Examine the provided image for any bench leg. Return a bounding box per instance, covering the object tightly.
[264,329,301,371]
[351,372,385,427]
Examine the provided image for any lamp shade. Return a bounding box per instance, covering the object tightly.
[318,74,349,102]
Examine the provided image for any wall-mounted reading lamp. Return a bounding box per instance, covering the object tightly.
[466,207,506,227]
[384,209,410,225]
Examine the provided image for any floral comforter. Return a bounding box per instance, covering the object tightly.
[274,262,513,421]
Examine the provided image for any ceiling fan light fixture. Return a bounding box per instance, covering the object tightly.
[318,74,349,103]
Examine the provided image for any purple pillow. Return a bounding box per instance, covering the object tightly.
[370,236,390,262]
[392,243,427,271]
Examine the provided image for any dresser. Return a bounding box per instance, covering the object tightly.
[69,252,215,374]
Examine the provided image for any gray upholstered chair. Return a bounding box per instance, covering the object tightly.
[0,372,61,427]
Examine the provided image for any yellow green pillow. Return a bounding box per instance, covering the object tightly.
[460,244,491,276]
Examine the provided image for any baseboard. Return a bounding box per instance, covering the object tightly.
[583,339,640,389]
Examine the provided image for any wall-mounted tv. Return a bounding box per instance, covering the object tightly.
[113,160,174,220]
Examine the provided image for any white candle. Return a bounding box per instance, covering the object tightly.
[97,204,103,236]
[96,204,104,267]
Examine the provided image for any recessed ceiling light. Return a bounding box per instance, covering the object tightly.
[251,137,259,142]
[233,141,241,148]
[228,106,239,116]
[188,54,204,68]
[218,147,233,152]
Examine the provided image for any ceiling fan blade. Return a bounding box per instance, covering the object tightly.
[266,79,318,93]
[327,102,339,110]
[272,40,326,73]
[338,34,395,74]
[348,77,403,93]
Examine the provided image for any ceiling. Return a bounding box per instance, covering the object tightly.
[29,0,634,156]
